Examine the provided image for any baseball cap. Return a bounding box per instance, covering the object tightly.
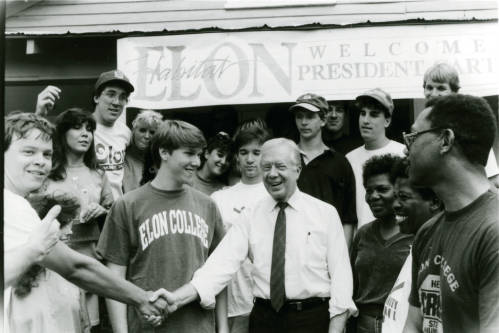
[94,70,134,94]
[356,88,394,115]
[289,93,329,113]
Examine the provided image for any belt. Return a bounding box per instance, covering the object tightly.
[254,297,329,312]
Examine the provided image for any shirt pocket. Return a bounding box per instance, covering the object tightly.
[304,230,328,271]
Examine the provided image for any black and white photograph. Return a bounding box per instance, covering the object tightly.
[1,1,498,332]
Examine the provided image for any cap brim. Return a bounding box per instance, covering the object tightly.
[289,103,320,112]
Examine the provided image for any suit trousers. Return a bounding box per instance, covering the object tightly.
[249,298,330,333]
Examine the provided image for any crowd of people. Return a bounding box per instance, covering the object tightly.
[3,62,498,333]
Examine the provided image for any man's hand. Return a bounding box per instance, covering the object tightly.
[35,85,61,116]
[80,203,107,223]
[28,205,61,262]
[137,291,169,327]
[150,288,179,314]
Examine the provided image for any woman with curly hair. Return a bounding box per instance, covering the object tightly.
[349,154,413,333]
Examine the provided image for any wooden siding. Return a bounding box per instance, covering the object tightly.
[5,0,498,36]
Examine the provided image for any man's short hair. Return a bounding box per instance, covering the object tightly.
[424,94,496,166]
[150,119,206,167]
[4,112,55,152]
[362,154,402,186]
[389,157,437,201]
[423,63,460,92]
[327,102,346,114]
[233,118,271,151]
[132,110,163,130]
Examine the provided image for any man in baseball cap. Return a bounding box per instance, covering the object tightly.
[34,70,135,201]
[91,70,135,200]
[290,93,358,247]
[346,88,405,228]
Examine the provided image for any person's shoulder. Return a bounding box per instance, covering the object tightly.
[385,140,406,154]
[413,212,445,247]
[121,182,153,202]
[298,190,337,211]
[187,185,217,205]
[113,120,131,133]
[211,182,239,200]
[346,145,366,160]
[4,189,31,209]
[357,219,377,234]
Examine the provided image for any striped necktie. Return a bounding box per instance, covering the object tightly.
[270,201,288,312]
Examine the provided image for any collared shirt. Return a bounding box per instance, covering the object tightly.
[191,189,357,318]
[298,147,357,226]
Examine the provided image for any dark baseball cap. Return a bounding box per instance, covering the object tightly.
[289,93,329,113]
[356,88,394,115]
[94,70,134,94]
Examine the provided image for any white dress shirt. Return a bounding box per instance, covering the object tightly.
[211,181,268,317]
[191,189,357,318]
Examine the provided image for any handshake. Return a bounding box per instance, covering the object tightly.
[140,288,180,327]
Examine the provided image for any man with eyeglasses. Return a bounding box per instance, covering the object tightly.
[36,70,134,200]
[402,94,499,333]
[421,63,499,188]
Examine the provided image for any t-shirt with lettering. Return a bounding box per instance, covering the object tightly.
[93,121,131,200]
[97,183,225,333]
[409,188,499,333]
[382,250,412,333]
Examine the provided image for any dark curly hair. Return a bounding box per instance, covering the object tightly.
[49,108,99,181]
[14,193,80,298]
[424,94,496,166]
[199,131,234,167]
[362,154,402,187]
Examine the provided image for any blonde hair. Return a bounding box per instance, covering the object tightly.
[132,110,163,129]
[423,63,460,92]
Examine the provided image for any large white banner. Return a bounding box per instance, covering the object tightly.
[118,23,498,109]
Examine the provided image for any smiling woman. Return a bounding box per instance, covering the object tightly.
[349,154,413,333]
[40,108,114,328]
[123,109,163,193]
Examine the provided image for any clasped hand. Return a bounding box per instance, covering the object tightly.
[139,289,178,327]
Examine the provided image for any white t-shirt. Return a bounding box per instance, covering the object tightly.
[382,251,412,333]
[485,149,499,178]
[346,140,405,228]
[210,181,268,317]
[4,189,41,333]
[94,122,131,200]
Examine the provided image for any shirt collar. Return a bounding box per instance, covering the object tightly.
[298,145,334,165]
[268,188,302,212]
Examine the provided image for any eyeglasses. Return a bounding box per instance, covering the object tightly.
[402,127,443,149]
